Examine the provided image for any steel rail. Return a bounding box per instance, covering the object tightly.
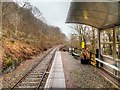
[10,47,57,90]
[36,48,57,90]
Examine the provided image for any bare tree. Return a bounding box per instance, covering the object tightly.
[70,24,98,54]
[32,6,42,19]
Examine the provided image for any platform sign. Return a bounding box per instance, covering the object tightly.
[81,42,85,48]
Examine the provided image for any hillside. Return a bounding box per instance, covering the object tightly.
[1,1,66,74]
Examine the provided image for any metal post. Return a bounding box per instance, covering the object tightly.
[97,29,101,68]
[98,29,101,59]
[113,27,116,60]
[113,27,117,76]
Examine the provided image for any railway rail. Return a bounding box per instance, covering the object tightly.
[10,47,57,90]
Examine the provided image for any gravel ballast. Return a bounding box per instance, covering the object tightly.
[1,48,52,88]
[1,50,118,89]
[61,51,117,88]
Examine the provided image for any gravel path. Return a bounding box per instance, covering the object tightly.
[1,48,52,88]
[61,51,117,89]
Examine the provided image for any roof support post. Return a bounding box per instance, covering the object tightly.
[113,27,116,61]
[97,29,102,68]
[98,29,101,60]
[113,26,117,76]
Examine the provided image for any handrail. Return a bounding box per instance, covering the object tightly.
[96,58,120,72]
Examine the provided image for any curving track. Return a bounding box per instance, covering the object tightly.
[10,47,57,90]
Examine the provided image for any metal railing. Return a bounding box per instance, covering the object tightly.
[96,58,120,72]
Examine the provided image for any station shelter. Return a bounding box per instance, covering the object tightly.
[66,0,120,79]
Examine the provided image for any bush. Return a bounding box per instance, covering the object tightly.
[5,57,13,67]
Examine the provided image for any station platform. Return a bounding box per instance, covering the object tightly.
[44,51,66,89]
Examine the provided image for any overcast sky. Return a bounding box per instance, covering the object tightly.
[28,0,73,37]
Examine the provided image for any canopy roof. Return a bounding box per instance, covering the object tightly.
[66,1,120,29]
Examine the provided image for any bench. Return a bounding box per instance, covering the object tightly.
[71,52,80,59]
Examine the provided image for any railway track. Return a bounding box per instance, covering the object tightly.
[10,47,57,90]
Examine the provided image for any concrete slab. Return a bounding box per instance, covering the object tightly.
[52,79,66,88]
[53,72,65,78]
[53,67,63,72]
[44,51,66,89]
[53,65,63,68]
[49,72,64,79]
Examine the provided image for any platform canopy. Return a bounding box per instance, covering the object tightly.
[66,1,120,29]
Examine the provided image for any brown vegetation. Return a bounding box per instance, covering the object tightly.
[1,1,66,73]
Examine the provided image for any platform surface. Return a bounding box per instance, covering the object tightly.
[44,51,66,89]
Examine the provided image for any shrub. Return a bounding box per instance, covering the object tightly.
[5,57,13,67]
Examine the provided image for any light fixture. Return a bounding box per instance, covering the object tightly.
[83,10,88,20]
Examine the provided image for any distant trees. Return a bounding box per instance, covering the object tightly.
[69,24,97,66]
[100,27,120,59]
[70,24,97,52]
[116,27,120,59]
[70,24,120,61]
[2,1,66,72]
[2,1,66,48]
[70,33,79,49]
